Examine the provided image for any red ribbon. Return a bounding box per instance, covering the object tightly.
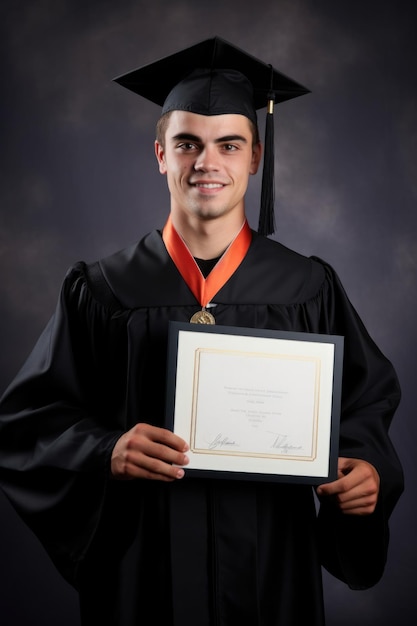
[162,215,252,307]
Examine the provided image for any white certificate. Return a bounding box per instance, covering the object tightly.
[165,322,343,484]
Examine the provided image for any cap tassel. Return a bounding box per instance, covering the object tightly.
[258,96,275,236]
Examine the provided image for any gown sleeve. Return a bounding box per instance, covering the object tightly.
[0,263,127,586]
[313,259,404,589]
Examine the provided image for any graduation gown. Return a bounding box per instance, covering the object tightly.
[0,229,403,626]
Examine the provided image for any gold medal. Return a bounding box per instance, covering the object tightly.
[190,309,215,324]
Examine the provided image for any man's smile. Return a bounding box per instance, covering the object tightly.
[194,183,224,189]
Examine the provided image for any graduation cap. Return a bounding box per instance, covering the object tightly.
[114,36,309,236]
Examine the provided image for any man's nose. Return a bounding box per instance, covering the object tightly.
[194,146,219,171]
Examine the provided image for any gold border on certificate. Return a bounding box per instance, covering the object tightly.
[190,348,321,462]
[165,322,343,484]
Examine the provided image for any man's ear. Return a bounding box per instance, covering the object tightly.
[250,142,262,175]
[155,141,167,174]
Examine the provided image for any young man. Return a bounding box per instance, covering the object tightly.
[0,38,403,625]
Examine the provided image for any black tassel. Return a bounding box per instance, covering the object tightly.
[258,98,275,236]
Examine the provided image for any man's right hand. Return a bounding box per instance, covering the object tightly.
[111,423,189,481]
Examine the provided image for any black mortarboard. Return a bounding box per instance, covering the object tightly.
[114,37,309,235]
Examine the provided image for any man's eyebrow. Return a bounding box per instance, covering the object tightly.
[215,135,248,144]
[170,133,248,144]
[171,133,201,143]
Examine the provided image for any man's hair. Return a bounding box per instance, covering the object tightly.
[155,111,260,148]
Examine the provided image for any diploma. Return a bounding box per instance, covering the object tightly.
[165,322,343,484]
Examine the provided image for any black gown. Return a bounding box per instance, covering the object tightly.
[0,229,403,626]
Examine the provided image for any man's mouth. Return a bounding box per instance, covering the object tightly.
[193,182,224,189]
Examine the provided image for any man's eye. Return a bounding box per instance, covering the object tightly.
[178,143,196,151]
[223,144,237,151]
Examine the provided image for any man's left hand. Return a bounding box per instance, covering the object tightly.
[316,457,380,515]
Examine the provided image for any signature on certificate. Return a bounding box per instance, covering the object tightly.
[208,433,238,450]
[271,433,303,454]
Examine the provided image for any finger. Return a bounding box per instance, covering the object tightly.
[316,476,348,498]
[152,427,189,452]
[133,423,189,452]
[122,453,187,481]
[133,437,189,466]
[336,496,378,515]
[318,472,377,500]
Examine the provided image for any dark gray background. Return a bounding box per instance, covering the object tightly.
[1,1,416,624]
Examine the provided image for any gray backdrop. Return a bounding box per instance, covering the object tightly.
[1,1,416,624]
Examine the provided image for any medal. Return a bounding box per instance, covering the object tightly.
[190,308,216,325]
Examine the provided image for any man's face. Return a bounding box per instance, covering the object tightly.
[155,111,261,223]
